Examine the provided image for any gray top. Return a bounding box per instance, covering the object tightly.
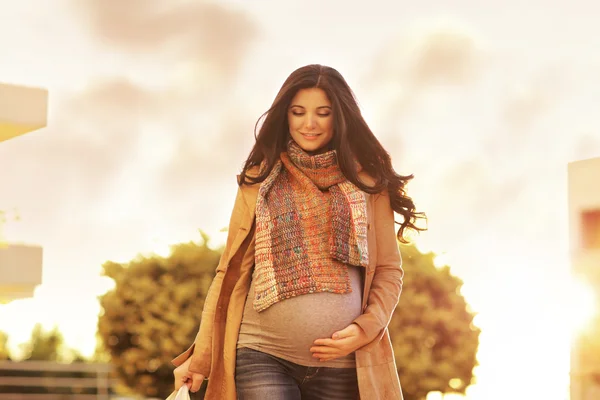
[237,265,363,368]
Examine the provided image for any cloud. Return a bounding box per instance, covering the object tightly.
[362,20,489,151]
[500,67,566,131]
[0,74,256,282]
[572,134,600,161]
[60,0,263,203]
[416,158,527,248]
[405,26,486,87]
[0,79,155,224]
[72,0,257,83]
[1,84,258,261]
[359,19,586,265]
[368,21,487,90]
[156,103,257,203]
[0,2,261,245]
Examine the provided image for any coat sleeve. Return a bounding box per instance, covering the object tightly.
[171,184,246,375]
[352,190,403,352]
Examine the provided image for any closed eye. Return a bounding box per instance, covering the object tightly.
[290,112,331,117]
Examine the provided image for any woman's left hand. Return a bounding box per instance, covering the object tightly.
[310,323,370,362]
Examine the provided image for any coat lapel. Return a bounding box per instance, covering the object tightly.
[241,180,259,226]
[222,179,259,268]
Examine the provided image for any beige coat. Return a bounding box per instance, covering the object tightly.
[172,170,405,399]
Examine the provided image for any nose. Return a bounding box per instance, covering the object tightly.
[304,114,317,130]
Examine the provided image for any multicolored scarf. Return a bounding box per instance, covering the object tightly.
[253,140,369,312]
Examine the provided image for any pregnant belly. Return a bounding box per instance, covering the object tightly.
[237,266,363,365]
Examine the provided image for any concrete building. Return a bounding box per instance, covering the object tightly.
[0,244,43,303]
[569,156,600,400]
[0,82,48,302]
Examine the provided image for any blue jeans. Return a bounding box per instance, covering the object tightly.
[235,347,359,400]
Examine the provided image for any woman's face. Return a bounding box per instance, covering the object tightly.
[287,88,334,153]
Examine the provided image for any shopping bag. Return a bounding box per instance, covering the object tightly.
[165,384,191,400]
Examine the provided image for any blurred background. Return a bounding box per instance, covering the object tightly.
[1,0,600,399]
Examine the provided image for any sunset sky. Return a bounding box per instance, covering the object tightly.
[2,1,600,399]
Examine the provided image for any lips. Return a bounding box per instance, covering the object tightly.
[300,132,321,137]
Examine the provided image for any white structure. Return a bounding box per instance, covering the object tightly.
[0,244,43,303]
[0,82,47,302]
[0,82,47,142]
[569,156,600,400]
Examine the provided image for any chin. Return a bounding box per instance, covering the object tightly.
[292,137,325,152]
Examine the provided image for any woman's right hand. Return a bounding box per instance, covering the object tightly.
[173,357,205,393]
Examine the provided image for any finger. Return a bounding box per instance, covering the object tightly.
[190,374,205,393]
[310,345,337,354]
[332,328,349,340]
[177,373,190,389]
[333,325,358,340]
[313,351,340,358]
[184,376,194,389]
[313,338,336,346]
[314,337,353,347]
[315,353,340,361]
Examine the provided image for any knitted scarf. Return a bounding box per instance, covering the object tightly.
[253,140,369,312]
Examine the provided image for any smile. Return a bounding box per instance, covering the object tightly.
[300,132,322,137]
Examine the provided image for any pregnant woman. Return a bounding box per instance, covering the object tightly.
[171,64,424,400]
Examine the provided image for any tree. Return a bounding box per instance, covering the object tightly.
[98,233,220,398]
[8,325,99,396]
[390,244,480,400]
[98,233,479,399]
[21,324,64,361]
[17,323,85,363]
[91,335,111,363]
[0,330,10,360]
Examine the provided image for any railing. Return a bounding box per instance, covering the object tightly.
[0,360,116,400]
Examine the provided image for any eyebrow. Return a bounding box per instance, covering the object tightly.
[289,105,332,110]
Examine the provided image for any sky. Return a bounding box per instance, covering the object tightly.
[1,0,600,399]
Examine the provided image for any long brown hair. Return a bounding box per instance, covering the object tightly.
[239,64,425,243]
